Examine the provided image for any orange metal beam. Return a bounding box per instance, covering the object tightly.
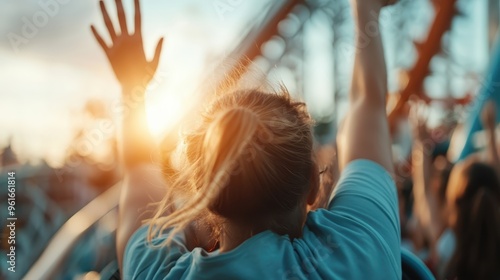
[389,0,458,126]
[214,0,304,92]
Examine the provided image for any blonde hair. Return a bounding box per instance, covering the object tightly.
[148,87,315,246]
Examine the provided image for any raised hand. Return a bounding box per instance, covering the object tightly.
[91,0,164,90]
[409,102,430,143]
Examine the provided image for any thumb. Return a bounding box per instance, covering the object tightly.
[149,37,164,72]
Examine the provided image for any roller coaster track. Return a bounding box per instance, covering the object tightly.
[388,0,460,127]
[211,0,462,133]
[211,0,307,93]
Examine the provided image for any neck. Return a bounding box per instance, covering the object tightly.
[219,222,262,252]
[218,206,306,252]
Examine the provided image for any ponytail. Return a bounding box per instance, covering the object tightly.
[148,107,261,245]
[148,89,314,247]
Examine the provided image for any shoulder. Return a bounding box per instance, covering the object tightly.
[328,159,400,239]
[122,225,190,279]
[333,159,396,198]
[329,159,398,220]
[301,160,401,278]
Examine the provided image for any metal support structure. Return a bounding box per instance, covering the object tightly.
[388,0,459,128]
[213,0,306,92]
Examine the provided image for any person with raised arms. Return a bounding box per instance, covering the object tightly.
[90,0,401,278]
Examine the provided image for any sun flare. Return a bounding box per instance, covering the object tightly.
[146,92,186,137]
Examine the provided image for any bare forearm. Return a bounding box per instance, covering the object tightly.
[351,3,387,107]
[337,2,393,172]
[412,141,431,196]
[121,87,158,168]
[411,142,431,218]
[412,141,441,241]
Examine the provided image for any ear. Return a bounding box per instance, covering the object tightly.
[307,162,320,206]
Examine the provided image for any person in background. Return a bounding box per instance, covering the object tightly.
[410,100,500,279]
[441,100,500,279]
[408,103,450,272]
[443,158,500,279]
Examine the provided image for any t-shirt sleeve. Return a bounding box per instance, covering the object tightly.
[328,159,400,250]
[299,160,401,279]
[122,225,188,279]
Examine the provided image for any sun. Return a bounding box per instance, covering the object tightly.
[146,92,186,137]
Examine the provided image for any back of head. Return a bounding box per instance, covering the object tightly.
[445,160,500,279]
[196,89,315,221]
[150,88,316,243]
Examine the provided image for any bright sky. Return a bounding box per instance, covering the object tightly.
[0,0,275,166]
[0,0,492,166]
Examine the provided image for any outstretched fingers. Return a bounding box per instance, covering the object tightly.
[134,0,142,35]
[115,0,129,35]
[91,25,109,52]
[149,37,164,71]
[99,0,117,41]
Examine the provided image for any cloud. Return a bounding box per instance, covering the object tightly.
[0,0,94,54]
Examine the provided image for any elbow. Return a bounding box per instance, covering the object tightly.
[351,97,388,116]
[350,78,388,107]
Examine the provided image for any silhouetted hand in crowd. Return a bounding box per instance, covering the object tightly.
[91,0,164,90]
[408,101,445,250]
[90,0,168,270]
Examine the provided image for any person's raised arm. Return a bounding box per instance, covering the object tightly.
[91,0,165,271]
[91,0,164,167]
[409,104,441,245]
[337,0,394,173]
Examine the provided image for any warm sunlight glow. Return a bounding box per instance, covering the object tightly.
[146,92,187,137]
[144,17,208,139]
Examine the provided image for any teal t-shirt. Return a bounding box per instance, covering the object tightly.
[123,159,401,279]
